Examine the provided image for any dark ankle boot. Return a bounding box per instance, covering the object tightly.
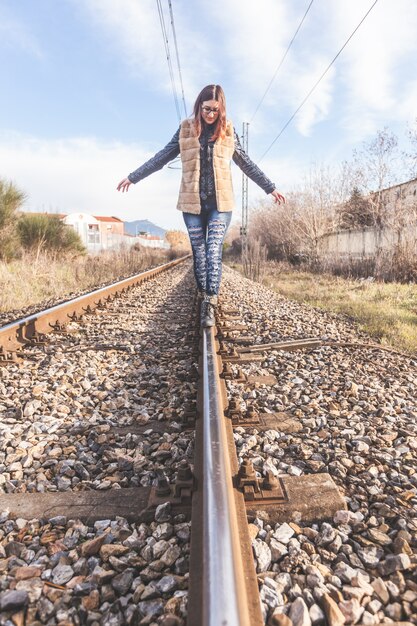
[201,295,217,328]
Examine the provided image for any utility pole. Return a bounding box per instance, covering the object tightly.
[240,122,249,271]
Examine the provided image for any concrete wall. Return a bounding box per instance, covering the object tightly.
[319,178,417,258]
[135,236,170,249]
[319,225,417,258]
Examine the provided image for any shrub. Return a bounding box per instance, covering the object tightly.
[17,214,85,256]
[243,238,267,282]
[0,178,26,261]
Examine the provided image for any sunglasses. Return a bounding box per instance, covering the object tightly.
[201,106,219,114]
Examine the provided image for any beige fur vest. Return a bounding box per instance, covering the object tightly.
[177,118,235,214]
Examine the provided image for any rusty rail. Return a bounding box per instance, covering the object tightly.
[0,255,190,361]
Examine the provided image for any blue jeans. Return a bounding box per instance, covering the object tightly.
[183,207,232,296]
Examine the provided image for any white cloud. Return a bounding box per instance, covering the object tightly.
[0,129,301,233]
[3,0,417,224]
[203,0,302,125]
[398,79,417,123]
[196,0,338,137]
[0,132,185,230]
[75,0,216,112]
[328,0,417,139]
[205,0,290,93]
[216,0,417,144]
[76,0,321,130]
[288,62,335,137]
[74,0,417,145]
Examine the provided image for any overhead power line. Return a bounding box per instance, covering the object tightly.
[259,0,380,161]
[156,0,181,123]
[168,0,187,117]
[250,0,315,124]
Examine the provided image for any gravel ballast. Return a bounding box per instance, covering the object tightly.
[1,261,416,625]
[221,267,417,626]
[0,263,196,625]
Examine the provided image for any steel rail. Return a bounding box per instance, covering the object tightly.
[0,255,190,358]
[188,326,262,626]
[202,327,251,626]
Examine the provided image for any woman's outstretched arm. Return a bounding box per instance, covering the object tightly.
[117,127,180,193]
[232,130,285,204]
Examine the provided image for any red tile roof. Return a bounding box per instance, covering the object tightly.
[93,215,124,223]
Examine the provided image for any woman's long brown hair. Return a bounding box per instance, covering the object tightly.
[192,84,227,141]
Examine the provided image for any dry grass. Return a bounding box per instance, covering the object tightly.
[0,247,170,315]
[228,260,417,355]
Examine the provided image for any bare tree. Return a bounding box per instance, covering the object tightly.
[337,160,359,203]
[405,118,417,178]
[248,164,346,263]
[165,229,190,252]
[346,127,417,278]
[249,197,300,260]
[243,237,268,282]
[289,164,339,261]
[352,128,400,227]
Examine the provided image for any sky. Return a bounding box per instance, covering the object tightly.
[1,0,417,231]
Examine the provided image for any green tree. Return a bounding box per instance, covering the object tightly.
[338,186,374,229]
[18,214,85,258]
[0,178,26,261]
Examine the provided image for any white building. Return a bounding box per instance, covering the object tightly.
[62,213,170,253]
[62,213,101,254]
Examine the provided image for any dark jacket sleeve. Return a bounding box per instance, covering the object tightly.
[128,127,181,184]
[232,130,275,194]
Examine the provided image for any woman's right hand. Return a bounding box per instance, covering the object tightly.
[117,177,132,192]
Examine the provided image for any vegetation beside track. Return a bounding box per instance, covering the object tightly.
[0,247,173,316]
[0,177,191,319]
[228,261,417,355]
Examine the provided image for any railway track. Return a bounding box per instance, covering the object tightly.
[0,257,188,363]
[0,260,416,625]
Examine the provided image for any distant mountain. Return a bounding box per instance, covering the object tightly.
[124,219,166,238]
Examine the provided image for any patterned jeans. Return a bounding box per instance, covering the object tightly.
[183,206,232,296]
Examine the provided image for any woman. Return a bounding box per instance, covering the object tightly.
[117,84,285,327]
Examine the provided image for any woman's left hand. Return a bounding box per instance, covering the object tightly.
[270,189,286,204]
[117,177,132,192]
